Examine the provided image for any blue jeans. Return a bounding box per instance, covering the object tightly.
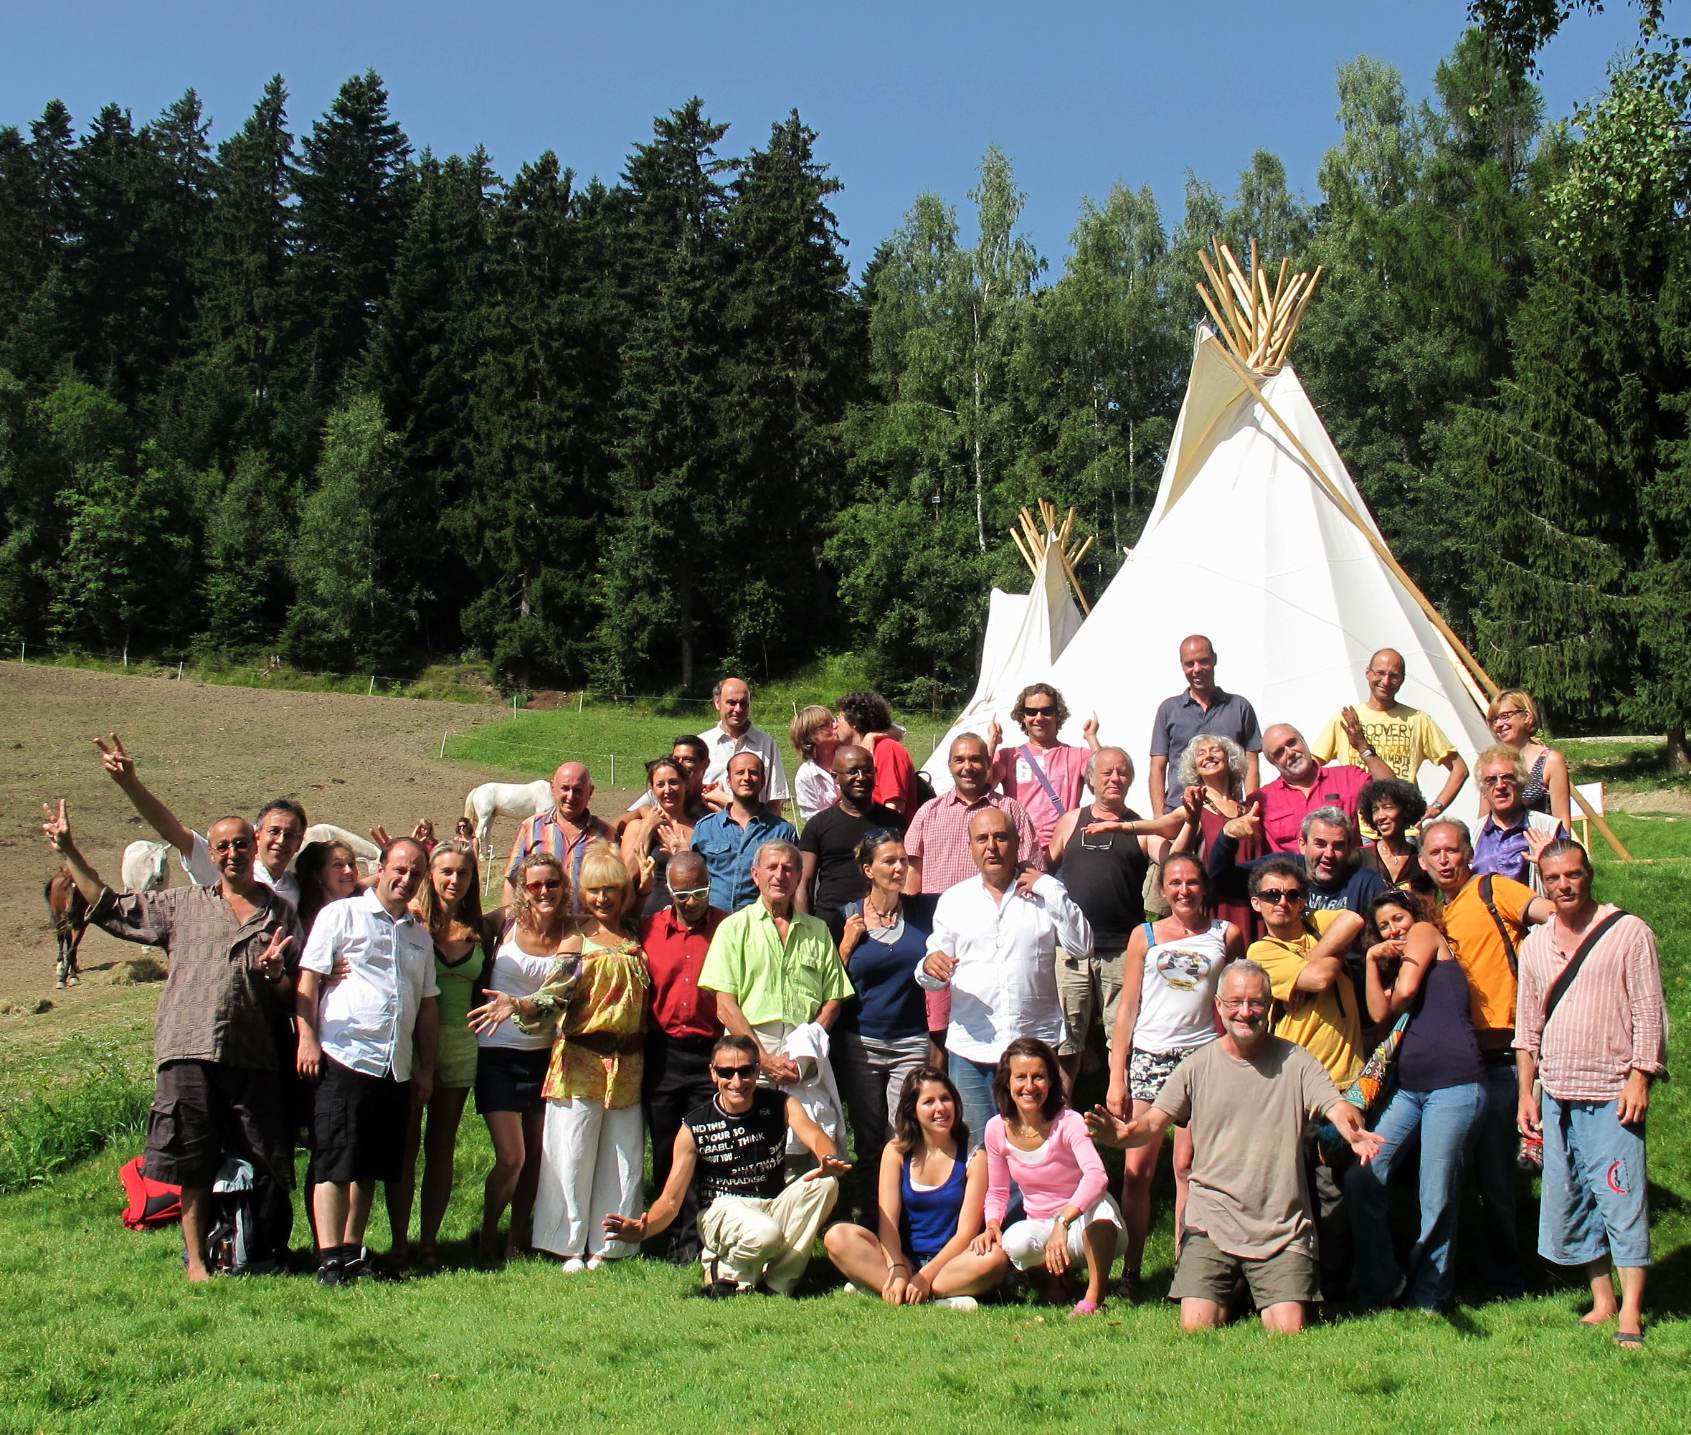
[949,1055,997,1155]
[1347,1081,1484,1309]
[1539,1094,1651,1269]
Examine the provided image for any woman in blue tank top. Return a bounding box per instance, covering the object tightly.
[1348,890,1485,1311]
[823,1066,1009,1308]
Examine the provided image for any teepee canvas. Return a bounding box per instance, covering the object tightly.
[1038,247,1496,819]
[922,507,1086,791]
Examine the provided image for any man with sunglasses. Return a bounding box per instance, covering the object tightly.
[1088,960,1384,1333]
[985,683,1101,849]
[640,851,727,1262]
[603,1034,850,1296]
[1472,745,1567,894]
[1245,856,1367,1299]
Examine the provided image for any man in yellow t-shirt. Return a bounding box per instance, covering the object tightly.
[1245,858,1366,1089]
[1310,648,1469,829]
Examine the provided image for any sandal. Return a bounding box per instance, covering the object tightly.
[1069,1298,1103,1318]
[1614,1330,1645,1348]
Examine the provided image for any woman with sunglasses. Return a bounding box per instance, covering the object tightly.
[824,1065,1008,1308]
[1484,688,1571,827]
[1104,852,1244,1296]
[986,682,1099,850]
[834,831,936,1217]
[1347,889,1484,1310]
[474,843,650,1271]
[622,757,699,917]
[465,850,572,1262]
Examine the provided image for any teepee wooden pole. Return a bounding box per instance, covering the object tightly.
[1009,526,1038,577]
[1202,336,1632,861]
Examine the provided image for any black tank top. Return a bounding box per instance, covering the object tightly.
[1058,806,1150,948]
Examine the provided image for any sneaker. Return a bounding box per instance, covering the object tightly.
[560,1256,587,1274]
[341,1247,368,1283]
[584,1255,604,1272]
[702,1279,743,1300]
[316,1257,344,1288]
[931,1296,979,1312]
[842,1282,861,1295]
[1517,1134,1544,1172]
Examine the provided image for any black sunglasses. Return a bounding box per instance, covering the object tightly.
[712,1063,758,1080]
[1256,888,1305,904]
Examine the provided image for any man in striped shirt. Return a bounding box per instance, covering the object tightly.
[1515,840,1668,1348]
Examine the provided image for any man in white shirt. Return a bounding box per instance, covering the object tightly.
[699,676,791,817]
[296,838,438,1286]
[96,732,306,905]
[917,808,1092,1148]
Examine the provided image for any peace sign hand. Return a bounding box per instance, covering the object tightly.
[94,733,136,786]
[42,797,72,853]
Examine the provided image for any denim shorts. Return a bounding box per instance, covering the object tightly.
[1538,1093,1651,1268]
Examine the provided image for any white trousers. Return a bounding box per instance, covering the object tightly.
[533,1097,643,1260]
[1002,1193,1125,1270]
[698,1175,839,1294]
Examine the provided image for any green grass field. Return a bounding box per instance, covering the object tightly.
[3,767,1688,1430]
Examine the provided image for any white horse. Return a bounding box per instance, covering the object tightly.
[303,823,382,870]
[463,779,553,854]
[121,840,170,893]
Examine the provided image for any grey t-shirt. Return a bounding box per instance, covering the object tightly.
[1153,1036,1341,1259]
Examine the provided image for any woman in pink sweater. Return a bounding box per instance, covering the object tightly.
[975,1037,1123,1314]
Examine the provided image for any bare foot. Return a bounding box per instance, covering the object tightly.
[186,1267,213,1285]
[1579,1305,1617,1326]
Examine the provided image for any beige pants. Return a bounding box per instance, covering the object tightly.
[698,1175,839,1294]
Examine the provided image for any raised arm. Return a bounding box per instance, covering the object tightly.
[95,734,194,856]
[1286,912,1364,994]
[41,799,107,905]
[1084,1102,1176,1149]
[1364,922,1438,1022]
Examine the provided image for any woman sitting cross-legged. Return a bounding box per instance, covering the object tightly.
[976,1037,1123,1316]
[824,1066,1010,1310]
[1346,889,1485,1311]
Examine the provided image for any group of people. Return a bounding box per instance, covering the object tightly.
[41,650,1667,1342]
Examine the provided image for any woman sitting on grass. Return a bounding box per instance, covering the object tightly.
[976,1037,1123,1316]
[474,844,650,1272]
[387,838,486,1271]
[824,1066,1009,1309]
[466,850,573,1263]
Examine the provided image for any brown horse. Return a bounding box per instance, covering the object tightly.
[44,867,87,989]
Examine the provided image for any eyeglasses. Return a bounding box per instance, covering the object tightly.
[210,839,253,854]
[667,885,710,901]
[1479,774,1518,789]
[523,879,563,893]
[1255,888,1304,905]
[1218,997,1269,1012]
[712,1063,758,1081]
[1021,705,1055,717]
[1492,709,1527,721]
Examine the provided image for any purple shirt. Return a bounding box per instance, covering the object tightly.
[1473,811,1568,887]
[1258,764,1370,853]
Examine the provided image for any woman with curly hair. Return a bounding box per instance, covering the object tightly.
[835,690,919,815]
[1356,778,1435,894]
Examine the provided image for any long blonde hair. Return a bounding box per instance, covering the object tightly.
[416,838,483,937]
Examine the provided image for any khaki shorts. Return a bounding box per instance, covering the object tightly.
[1169,1230,1321,1309]
[1056,948,1127,1056]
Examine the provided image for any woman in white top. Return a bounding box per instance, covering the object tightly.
[469,850,573,1263]
[1104,853,1244,1294]
[789,705,840,822]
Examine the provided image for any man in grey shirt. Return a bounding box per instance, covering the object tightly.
[1146,635,1262,815]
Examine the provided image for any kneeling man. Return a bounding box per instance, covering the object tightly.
[604,1034,850,1296]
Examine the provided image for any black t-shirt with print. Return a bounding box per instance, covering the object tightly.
[684,1088,788,1205]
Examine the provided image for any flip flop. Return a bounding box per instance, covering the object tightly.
[1069,1298,1103,1318]
[1614,1330,1645,1348]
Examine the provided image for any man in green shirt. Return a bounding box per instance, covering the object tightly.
[699,841,854,1085]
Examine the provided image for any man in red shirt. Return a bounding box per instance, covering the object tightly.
[1256,721,1392,852]
[640,849,725,1263]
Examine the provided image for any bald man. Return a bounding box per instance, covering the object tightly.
[502,761,613,907]
[1310,649,1469,828]
[1147,635,1262,816]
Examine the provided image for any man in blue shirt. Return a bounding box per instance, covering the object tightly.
[690,753,799,912]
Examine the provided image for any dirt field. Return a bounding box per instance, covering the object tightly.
[0,664,642,1013]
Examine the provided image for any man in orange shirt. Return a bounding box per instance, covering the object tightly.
[1419,819,1552,1296]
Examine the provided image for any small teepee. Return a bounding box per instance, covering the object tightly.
[921,502,1087,792]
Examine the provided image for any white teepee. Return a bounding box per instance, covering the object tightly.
[921,515,1085,790]
[1041,316,1495,819]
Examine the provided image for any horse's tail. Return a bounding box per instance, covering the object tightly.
[464,788,479,821]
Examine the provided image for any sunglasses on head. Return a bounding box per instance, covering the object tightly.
[712,1063,758,1080]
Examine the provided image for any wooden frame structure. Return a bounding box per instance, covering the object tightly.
[1194,239,1632,861]
[1010,500,1094,615]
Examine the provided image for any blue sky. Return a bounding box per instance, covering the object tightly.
[3,1,1643,274]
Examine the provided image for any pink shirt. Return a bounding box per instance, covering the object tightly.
[983,1109,1108,1225]
[989,743,1090,848]
[1258,764,1369,852]
[1514,906,1669,1102]
[905,791,1042,895]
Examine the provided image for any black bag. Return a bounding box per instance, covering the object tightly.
[198,1156,288,1274]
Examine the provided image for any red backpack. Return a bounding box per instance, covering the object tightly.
[120,1156,181,1230]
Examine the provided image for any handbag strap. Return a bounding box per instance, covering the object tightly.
[1020,744,1065,811]
[1478,873,1520,977]
[1542,910,1629,1029]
